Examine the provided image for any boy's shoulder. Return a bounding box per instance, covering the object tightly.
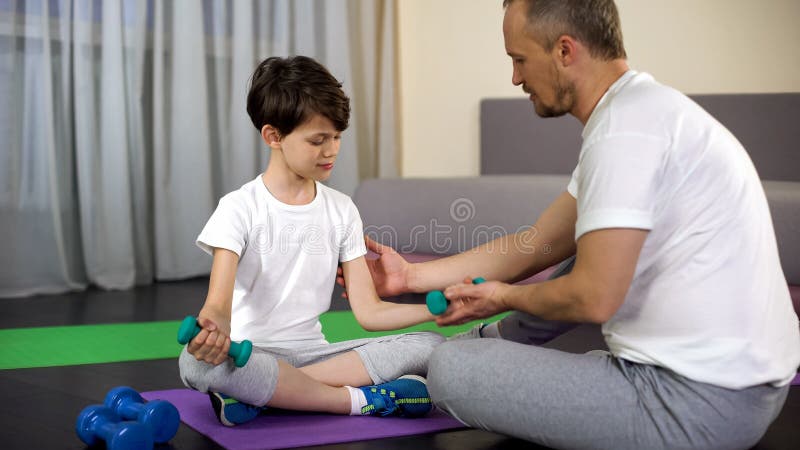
[316,182,356,208]
[217,176,261,208]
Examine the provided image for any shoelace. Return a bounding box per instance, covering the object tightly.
[368,389,399,416]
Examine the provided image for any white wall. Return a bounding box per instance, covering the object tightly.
[396,0,800,178]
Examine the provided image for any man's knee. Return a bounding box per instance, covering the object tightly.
[498,312,579,345]
[427,340,472,400]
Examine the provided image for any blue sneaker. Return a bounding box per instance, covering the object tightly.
[208,392,266,426]
[359,375,432,417]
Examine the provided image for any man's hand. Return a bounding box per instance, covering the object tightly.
[187,307,232,366]
[337,236,411,298]
[435,277,511,326]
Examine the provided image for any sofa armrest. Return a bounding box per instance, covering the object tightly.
[764,181,800,284]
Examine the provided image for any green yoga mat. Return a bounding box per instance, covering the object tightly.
[0,312,505,370]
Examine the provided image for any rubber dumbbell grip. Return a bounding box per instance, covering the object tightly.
[426,277,486,315]
[97,422,121,441]
[118,403,143,418]
[177,316,252,367]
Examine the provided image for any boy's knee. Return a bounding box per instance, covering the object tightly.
[179,347,280,406]
[178,347,212,391]
[395,331,445,355]
[417,331,447,348]
[407,331,447,362]
[178,347,235,393]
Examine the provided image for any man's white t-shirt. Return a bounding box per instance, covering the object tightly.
[568,70,800,389]
[197,175,367,348]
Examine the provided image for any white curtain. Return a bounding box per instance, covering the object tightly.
[0,0,398,297]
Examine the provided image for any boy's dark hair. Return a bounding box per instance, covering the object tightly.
[246,56,350,136]
[503,0,626,61]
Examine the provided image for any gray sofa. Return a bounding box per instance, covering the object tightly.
[351,93,800,312]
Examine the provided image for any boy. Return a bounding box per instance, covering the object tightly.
[179,56,444,426]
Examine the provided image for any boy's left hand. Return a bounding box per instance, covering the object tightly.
[189,310,232,366]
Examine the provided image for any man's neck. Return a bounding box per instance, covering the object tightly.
[571,59,630,125]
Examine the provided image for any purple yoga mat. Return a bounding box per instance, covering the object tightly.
[142,389,466,450]
[794,373,800,386]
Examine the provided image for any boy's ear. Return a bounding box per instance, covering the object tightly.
[261,125,282,149]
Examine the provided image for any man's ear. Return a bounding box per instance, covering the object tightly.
[554,34,578,67]
[261,125,282,149]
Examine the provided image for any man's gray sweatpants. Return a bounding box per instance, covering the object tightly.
[180,331,445,406]
[427,256,790,450]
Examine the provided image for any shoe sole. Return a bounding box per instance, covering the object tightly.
[208,392,236,427]
[398,374,427,385]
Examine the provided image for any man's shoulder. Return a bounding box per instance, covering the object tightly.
[594,73,695,138]
[615,73,687,113]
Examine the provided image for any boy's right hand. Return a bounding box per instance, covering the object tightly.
[187,309,232,367]
[337,236,411,298]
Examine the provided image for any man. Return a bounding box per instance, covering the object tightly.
[342,0,800,448]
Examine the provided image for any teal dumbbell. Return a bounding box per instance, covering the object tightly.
[426,277,486,315]
[177,316,252,367]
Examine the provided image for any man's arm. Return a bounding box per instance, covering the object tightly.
[409,191,578,292]
[437,227,648,325]
[341,256,435,331]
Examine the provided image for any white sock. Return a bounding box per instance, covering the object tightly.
[480,322,501,338]
[346,386,368,415]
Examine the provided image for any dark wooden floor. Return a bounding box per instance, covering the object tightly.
[1,278,797,450]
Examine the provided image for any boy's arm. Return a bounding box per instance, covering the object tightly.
[188,247,239,366]
[341,256,435,331]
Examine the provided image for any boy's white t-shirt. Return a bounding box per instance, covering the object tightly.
[568,70,800,389]
[197,175,367,348]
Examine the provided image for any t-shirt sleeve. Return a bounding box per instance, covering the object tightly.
[196,194,250,257]
[567,163,580,198]
[574,133,667,240]
[339,199,368,262]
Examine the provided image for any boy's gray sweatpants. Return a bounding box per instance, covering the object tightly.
[428,256,791,450]
[179,331,445,406]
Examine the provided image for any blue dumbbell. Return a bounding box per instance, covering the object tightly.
[76,405,153,450]
[104,386,179,443]
[177,315,252,367]
[426,277,486,315]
